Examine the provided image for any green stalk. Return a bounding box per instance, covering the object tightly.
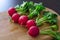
[28,2,45,19]
[36,16,47,26]
[50,25,58,31]
[15,1,28,14]
[28,10,39,19]
[40,29,60,40]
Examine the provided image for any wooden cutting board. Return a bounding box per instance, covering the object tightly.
[0,8,60,40]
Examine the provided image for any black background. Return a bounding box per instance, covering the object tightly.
[0,0,60,15]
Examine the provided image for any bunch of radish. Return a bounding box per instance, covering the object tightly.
[8,7,39,37]
[8,1,59,40]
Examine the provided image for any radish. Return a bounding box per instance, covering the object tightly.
[12,13,20,23]
[28,26,39,37]
[18,15,28,25]
[26,20,36,29]
[8,7,17,17]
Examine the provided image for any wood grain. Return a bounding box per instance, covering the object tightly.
[0,8,60,40]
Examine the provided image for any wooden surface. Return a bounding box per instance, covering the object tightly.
[0,8,60,40]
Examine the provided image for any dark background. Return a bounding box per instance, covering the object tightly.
[0,0,60,15]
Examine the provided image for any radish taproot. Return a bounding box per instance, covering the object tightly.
[28,26,39,37]
[18,15,28,25]
[26,20,36,29]
[8,7,17,17]
[12,13,20,23]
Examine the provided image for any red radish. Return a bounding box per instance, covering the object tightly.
[12,13,20,23]
[28,26,39,37]
[26,20,36,29]
[18,15,28,25]
[8,7,17,17]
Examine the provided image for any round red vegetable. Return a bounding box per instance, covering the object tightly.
[28,26,39,37]
[8,7,17,17]
[26,20,36,29]
[18,15,28,25]
[12,13,20,23]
